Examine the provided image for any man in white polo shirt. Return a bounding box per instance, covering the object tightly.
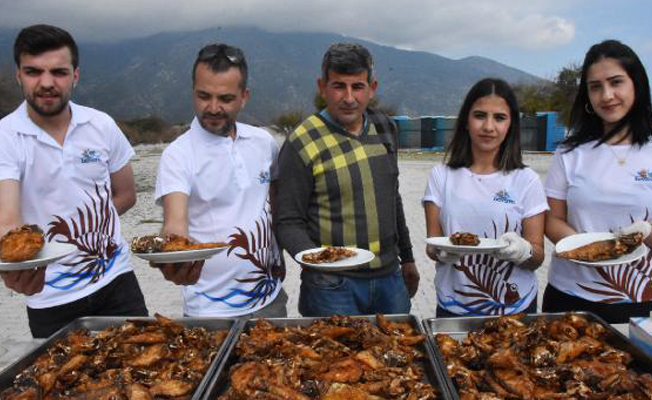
[0,25,148,337]
[153,43,286,317]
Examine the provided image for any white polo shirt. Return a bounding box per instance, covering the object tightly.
[545,142,652,303]
[155,118,282,317]
[0,102,134,309]
[423,164,548,315]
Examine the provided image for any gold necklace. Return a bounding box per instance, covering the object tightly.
[606,144,632,166]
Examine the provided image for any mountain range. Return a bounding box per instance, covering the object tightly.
[0,26,544,125]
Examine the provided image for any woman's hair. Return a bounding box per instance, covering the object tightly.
[446,78,525,171]
[562,39,652,150]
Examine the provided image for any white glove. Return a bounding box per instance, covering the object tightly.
[618,221,652,239]
[495,232,532,265]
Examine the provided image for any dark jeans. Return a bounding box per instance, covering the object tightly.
[27,271,148,338]
[436,296,537,318]
[299,265,411,316]
[542,284,652,324]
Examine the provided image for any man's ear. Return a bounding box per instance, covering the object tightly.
[240,88,250,109]
[369,78,378,98]
[72,67,80,88]
[317,77,326,96]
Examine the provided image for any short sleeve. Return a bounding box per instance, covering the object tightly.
[544,148,569,200]
[422,164,445,207]
[155,140,193,205]
[0,130,22,182]
[107,119,135,173]
[520,169,549,219]
[269,136,280,181]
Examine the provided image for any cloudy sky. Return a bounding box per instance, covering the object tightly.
[2,0,651,79]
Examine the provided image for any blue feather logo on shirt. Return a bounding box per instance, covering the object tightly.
[81,149,101,164]
[635,169,652,182]
[258,171,271,184]
[493,189,515,204]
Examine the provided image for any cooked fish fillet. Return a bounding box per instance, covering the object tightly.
[557,232,644,262]
[0,224,45,262]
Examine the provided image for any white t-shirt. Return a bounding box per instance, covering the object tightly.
[423,164,548,315]
[0,102,134,309]
[545,141,652,303]
[155,119,282,317]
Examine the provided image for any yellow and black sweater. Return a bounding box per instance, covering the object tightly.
[273,109,414,277]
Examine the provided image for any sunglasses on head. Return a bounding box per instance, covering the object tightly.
[197,44,244,65]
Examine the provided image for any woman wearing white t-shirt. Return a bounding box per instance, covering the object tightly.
[424,78,548,317]
[544,40,652,323]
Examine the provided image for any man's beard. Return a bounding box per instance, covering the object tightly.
[199,114,236,137]
[25,89,71,117]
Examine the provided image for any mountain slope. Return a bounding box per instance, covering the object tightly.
[0,27,543,124]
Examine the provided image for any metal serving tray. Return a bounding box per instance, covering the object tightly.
[0,316,242,400]
[202,314,453,400]
[422,312,652,400]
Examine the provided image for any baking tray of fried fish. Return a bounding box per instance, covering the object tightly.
[423,312,652,400]
[0,314,242,399]
[203,314,451,399]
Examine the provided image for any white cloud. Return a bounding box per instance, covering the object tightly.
[0,0,575,54]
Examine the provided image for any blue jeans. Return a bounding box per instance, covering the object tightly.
[298,265,411,316]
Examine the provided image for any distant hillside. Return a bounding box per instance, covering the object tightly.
[0,27,544,124]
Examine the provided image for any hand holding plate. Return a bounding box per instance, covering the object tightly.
[617,221,652,239]
[151,260,205,285]
[0,267,46,295]
[494,232,532,265]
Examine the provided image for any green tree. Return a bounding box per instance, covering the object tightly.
[514,63,581,126]
[273,110,305,135]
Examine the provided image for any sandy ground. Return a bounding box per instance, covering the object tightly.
[0,139,555,368]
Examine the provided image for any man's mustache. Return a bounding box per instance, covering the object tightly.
[202,112,228,119]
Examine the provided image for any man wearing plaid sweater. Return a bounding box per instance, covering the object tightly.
[273,42,419,316]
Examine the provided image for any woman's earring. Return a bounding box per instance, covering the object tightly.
[585,103,594,114]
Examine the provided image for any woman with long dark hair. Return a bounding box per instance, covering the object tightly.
[423,78,548,317]
[543,40,652,323]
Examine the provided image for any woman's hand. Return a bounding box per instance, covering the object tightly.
[426,244,462,265]
[495,232,532,265]
[618,220,652,247]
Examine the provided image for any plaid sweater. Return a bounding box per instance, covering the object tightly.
[273,109,414,276]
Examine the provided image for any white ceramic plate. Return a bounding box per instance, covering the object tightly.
[556,232,647,266]
[0,242,77,271]
[425,236,507,254]
[133,246,227,264]
[295,247,375,271]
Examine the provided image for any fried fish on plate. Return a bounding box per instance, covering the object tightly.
[450,232,480,246]
[301,246,357,264]
[131,234,227,253]
[557,232,644,262]
[0,224,45,262]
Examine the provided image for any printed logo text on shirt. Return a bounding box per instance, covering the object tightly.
[493,189,515,204]
[635,169,652,182]
[81,149,101,164]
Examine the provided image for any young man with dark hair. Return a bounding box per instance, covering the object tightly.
[274,42,419,316]
[0,24,148,338]
[153,43,287,318]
